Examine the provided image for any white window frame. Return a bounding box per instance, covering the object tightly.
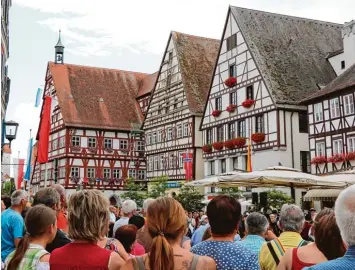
[59,167,65,178]
[157,130,162,142]
[167,127,173,140]
[52,140,58,150]
[104,138,113,149]
[136,141,144,151]
[128,170,136,179]
[179,152,184,168]
[315,142,325,157]
[152,132,157,144]
[120,140,128,149]
[160,155,164,170]
[177,124,183,138]
[154,156,158,170]
[314,103,323,122]
[344,94,354,115]
[148,157,153,171]
[87,168,95,178]
[169,155,175,169]
[137,170,145,180]
[71,167,79,177]
[183,123,189,137]
[333,139,343,154]
[59,137,65,148]
[347,137,355,153]
[147,133,152,145]
[71,136,80,146]
[103,168,111,178]
[88,137,97,148]
[330,98,340,118]
[113,169,121,179]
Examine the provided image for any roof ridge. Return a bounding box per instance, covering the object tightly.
[172,31,219,41]
[231,6,343,27]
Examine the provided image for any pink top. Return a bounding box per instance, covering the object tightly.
[131,242,145,256]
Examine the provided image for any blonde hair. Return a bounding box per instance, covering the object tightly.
[146,197,186,270]
[67,190,110,242]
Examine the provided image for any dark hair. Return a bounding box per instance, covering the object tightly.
[305,213,312,222]
[207,195,241,236]
[114,224,137,253]
[7,205,56,270]
[129,215,145,230]
[314,209,346,260]
[33,187,60,208]
[1,195,11,209]
[202,227,212,241]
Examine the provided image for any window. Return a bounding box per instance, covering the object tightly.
[168,51,173,63]
[300,151,311,173]
[333,139,343,154]
[330,98,340,118]
[154,156,159,170]
[229,64,236,77]
[136,141,144,151]
[179,152,183,168]
[341,60,345,69]
[246,85,254,100]
[159,155,164,170]
[215,97,222,111]
[165,101,170,113]
[167,127,173,140]
[221,159,226,173]
[348,137,355,153]
[314,103,323,122]
[299,111,308,133]
[217,126,224,141]
[112,169,120,179]
[174,98,178,109]
[230,92,237,105]
[344,94,354,115]
[71,167,79,177]
[88,137,97,148]
[46,170,52,180]
[209,161,215,175]
[157,130,162,142]
[228,123,235,139]
[148,157,153,171]
[152,132,157,144]
[87,168,95,178]
[40,171,45,181]
[226,34,237,51]
[210,187,216,193]
[103,168,111,178]
[52,140,58,150]
[120,140,128,149]
[206,129,213,144]
[233,157,238,170]
[71,136,80,146]
[158,105,162,115]
[177,125,183,138]
[59,137,65,148]
[169,155,175,169]
[137,170,145,180]
[316,142,325,156]
[237,120,246,137]
[146,133,152,145]
[183,123,189,137]
[104,138,112,149]
[59,167,65,178]
[255,115,264,133]
[128,170,136,179]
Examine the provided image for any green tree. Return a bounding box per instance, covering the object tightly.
[121,178,148,208]
[148,175,169,198]
[1,180,16,196]
[175,186,205,212]
[217,187,243,199]
[266,189,294,209]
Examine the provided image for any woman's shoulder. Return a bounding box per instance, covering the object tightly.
[196,255,216,270]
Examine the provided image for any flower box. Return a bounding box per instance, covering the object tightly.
[251,133,265,143]
[213,142,224,151]
[212,110,222,117]
[311,156,327,165]
[88,178,96,184]
[345,152,355,161]
[226,104,237,113]
[104,147,114,153]
[224,140,235,149]
[71,145,81,152]
[242,99,256,108]
[88,147,97,154]
[70,176,80,184]
[224,77,237,88]
[233,137,246,148]
[328,154,345,164]
[202,144,213,153]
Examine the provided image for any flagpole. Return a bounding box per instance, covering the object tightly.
[28,129,31,199]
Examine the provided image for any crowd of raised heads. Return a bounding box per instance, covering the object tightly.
[1,184,355,270]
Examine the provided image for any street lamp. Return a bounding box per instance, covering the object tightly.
[4,120,19,147]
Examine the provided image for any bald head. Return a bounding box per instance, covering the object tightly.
[335,184,355,246]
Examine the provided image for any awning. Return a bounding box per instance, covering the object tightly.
[303,189,342,202]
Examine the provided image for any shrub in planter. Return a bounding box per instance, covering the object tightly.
[224,140,235,149]
[251,133,265,143]
[224,77,237,88]
[212,142,224,151]
[311,156,327,164]
[242,99,256,108]
[226,104,237,113]
[233,137,246,148]
[202,144,213,153]
[212,110,222,117]
[328,154,345,164]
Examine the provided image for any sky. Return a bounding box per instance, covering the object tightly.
[5,0,355,168]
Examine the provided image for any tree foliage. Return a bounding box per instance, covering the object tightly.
[1,180,16,196]
[266,189,294,209]
[148,175,169,199]
[175,186,205,212]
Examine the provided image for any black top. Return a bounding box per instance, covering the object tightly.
[46,229,71,253]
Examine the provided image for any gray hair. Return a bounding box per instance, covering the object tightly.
[245,212,269,235]
[279,204,304,232]
[335,184,355,246]
[11,190,28,205]
[33,187,60,208]
[143,198,155,211]
[52,184,65,198]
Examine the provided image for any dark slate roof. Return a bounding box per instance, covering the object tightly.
[172,32,220,114]
[231,6,343,105]
[326,49,344,59]
[302,63,355,103]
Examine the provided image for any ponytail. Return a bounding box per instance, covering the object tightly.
[7,234,31,270]
[149,232,174,270]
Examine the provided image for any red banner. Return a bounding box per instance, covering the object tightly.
[183,152,193,181]
[17,159,25,189]
[37,96,52,164]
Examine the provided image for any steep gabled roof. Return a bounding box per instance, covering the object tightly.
[137,71,158,98]
[302,63,355,103]
[230,6,343,105]
[172,32,220,114]
[49,62,155,131]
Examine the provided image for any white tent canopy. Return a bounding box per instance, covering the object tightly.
[185,171,242,187]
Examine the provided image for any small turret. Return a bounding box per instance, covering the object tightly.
[55,30,65,64]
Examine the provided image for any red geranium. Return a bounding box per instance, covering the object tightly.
[242,99,256,108]
[251,133,265,143]
[202,144,212,153]
[226,104,237,113]
[224,140,235,149]
[224,77,237,88]
[345,152,355,161]
[311,156,327,164]
[233,137,246,148]
[212,110,222,117]
[213,142,224,151]
[328,154,345,163]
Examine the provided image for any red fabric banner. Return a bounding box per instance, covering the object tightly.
[17,159,25,189]
[37,96,52,164]
[183,152,193,181]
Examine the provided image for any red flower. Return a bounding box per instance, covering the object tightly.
[226,104,237,113]
[224,77,237,88]
[345,152,355,161]
[202,144,212,153]
[311,156,327,164]
[212,110,222,117]
[251,133,265,143]
[328,154,345,164]
[242,99,256,108]
[224,140,235,149]
[233,137,246,148]
[212,142,224,151]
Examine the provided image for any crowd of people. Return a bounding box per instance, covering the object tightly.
[1,183,355,269]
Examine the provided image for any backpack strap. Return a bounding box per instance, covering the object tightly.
[267,242,280,266]
[190,254,199,270]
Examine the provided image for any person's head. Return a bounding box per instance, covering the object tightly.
[335,184,355,247]
[279,204,304,233]
[200,215,208,225]
[269,214,277,224]
[313,208,345,260]
[199,211,204,217]
[33,187,61,216]
[207,195,241,237]
[115,224,137,253]
[10,190,28,211]
[188,212,192,218]
[1,195,11,210]
[121,199,137,217]
[202,227,212,241]
[245,212,269,237]
[305,212,312,222]
[142,198,155,216]
[7,205,57,270]
[52,184,66,207]
[146,197,187,270]
[67,190,110,242]
[129,215,145,230]
[21,206,31,219]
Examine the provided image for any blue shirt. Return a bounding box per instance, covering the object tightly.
[304,245,355,270]
[239,234,265,256]
[191,224,209,246]
[191,240,260,270]
[1,208,24,261]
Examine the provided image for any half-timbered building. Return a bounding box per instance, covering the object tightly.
[200,7,343,200]
[142,31,219,187]
[30,35,156,197]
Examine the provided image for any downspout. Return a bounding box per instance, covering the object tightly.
[290,112,295,201]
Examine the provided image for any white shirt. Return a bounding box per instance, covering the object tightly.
[110,212,116,223]
[112,217,129,237]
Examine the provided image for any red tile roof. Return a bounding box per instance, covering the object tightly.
[137,72,158,98]
[49,62,155,131]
